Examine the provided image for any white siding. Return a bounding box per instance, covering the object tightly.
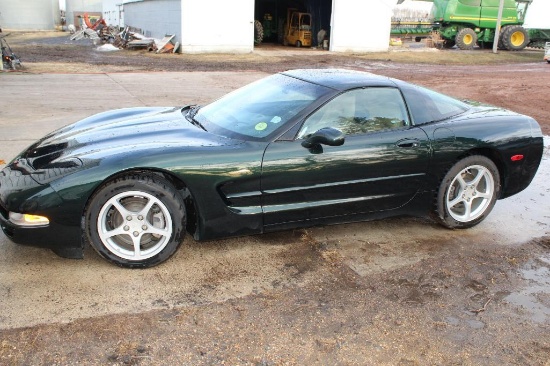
[180,0,254,53]
[103,0,125,28]
[124,0,181,39]
[65,0,102,27]
[0,0,60,30]
[330,0,393,52]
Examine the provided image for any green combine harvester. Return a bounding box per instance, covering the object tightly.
[393,0,550,50]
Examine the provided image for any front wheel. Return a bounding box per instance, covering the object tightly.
[456,28,477,50]
[85,173,186,268]
[435,156,500,229]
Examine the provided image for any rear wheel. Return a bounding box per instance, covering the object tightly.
[85,173,186,268]
[477,41,493,49]
[501,25,529,51]
[254,20,264,45]
[456,28,477,50]
[435,156,500,229]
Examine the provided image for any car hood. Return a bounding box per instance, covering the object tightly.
[18,107,240,170]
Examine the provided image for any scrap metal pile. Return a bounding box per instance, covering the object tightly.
[70,14,178,53]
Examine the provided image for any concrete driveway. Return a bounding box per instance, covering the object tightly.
[0,72,548,362]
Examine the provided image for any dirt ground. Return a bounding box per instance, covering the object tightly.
[1,31,549,365]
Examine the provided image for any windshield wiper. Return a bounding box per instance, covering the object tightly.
[185,106,207,131]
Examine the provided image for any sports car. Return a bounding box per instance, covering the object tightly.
[0,69,544,268]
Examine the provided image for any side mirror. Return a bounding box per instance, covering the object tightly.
[301,127,345,149]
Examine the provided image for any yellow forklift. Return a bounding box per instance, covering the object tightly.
[283,8,312,47]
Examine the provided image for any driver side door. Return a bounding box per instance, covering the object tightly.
[260,87,431,227]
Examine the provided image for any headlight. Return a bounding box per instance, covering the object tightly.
[9,212,50,226]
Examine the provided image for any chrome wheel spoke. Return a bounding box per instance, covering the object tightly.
[131,234,143,259]
[111,198,133,219]
[146,225,170,238]
[471,169,486,186]
[448,195,464,209]
[100,225,126,240]
[459,200,473,221]
[456,174,468,189]
[137,198,156,218]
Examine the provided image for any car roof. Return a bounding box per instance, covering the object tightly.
[281,69,397,91]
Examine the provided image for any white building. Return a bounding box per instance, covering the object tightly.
[65,0,103,29]
[102,0,125,29]
[103,0,396,53]
[0,0,60,30]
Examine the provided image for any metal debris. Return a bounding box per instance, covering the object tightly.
[69,16,178,54]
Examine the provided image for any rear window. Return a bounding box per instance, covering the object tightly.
[399,83,470,125]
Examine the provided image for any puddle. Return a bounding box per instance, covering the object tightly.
[505,252,550,323]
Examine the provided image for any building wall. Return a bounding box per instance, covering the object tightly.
[65,0,102,28]
[103,0,125,29]
[124,0,181,40]
[0,0,60,30]
[330,0,393,52]
[181,0,254,53]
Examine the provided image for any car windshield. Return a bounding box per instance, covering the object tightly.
[194,74,332,140]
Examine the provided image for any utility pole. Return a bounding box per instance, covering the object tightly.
[493,0,505,53]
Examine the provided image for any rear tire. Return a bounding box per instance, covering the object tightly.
[254,20,264,45]
[501,25,529,51]
[435,156,500,229]
[85,173,186,268]
[456,28,477,50]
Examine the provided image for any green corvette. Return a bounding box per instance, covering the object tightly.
[0,69,544,267]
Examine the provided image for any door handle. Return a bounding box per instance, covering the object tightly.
[396,140,420,148]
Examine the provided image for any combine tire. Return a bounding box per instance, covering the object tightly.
[456,28,477,50]
[501,25,529,51]
[254,20,264,45]
[442,39,456,49]
[477,41,493,49]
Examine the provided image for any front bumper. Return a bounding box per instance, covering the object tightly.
[0,163,84,259]
[0,201,83,258]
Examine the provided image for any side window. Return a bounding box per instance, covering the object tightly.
[297,87,410,139]
[398,83,469,125]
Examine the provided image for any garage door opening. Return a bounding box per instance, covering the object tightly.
[254,0,332,49]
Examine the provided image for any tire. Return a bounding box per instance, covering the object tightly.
[85,173,186,268]
[501,25,529,51]
[295,40,302,48]
[455,28,477,50]
[442,39,456,49]
[477,41,493,49]
[435,156,500,229]
[254,20,264,45]
[497,26,509,49]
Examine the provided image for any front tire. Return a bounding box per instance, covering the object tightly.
[456,28,477,50]
[85,173,186,268]
[435,156,500,229]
